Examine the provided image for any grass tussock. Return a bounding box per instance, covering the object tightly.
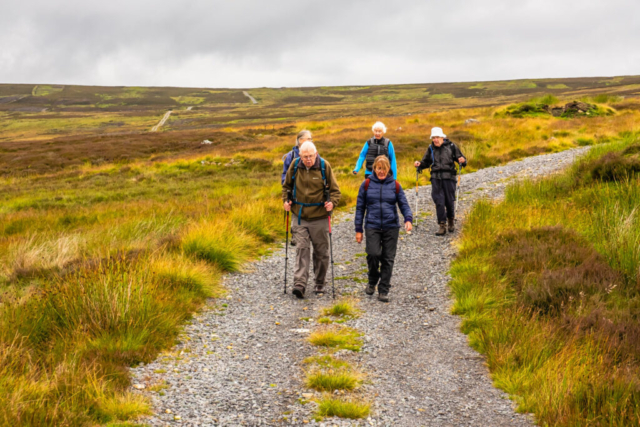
[321,298,359,318]
[182,220,256,272]
[304,355,362,392]
[316,395,371,419]
[308,326,363,352]
[450,132,640,426]
[576,143,640,183]
[306,369,362,392]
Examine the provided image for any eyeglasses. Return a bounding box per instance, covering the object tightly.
[301,154,315,160]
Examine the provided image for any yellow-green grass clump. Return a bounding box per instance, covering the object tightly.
[304,355,363,392]
[304,355,350,369]
[316,395,371,419]
[321,298,359,318]
[306,369,362,392]
[449,132,640,426]
[308,326,363,351]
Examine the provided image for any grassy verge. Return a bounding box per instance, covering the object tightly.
[449,132,640,425]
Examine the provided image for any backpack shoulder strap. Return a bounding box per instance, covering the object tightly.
[320,157,327,187]
[293,157,300,176]
[364,178,371,192]
[395,180,400,194]
[292,158,301,199]
[383,138,390,149]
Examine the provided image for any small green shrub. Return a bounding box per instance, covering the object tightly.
[579,150,640,183]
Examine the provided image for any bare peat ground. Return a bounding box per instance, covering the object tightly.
[131,147,589,426]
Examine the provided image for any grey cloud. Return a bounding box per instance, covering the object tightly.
[1,0,638,87]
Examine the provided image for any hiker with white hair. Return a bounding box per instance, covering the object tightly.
[282,141,341,299]
[281,130,312,184]
[352,121,398,179]
[414,127,467,236]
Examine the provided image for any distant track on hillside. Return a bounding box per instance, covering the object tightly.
[151,110,172,132]
[243,91,258,104]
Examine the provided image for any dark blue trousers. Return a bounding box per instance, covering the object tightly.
[431,178,457,223]
[365,228,400,295]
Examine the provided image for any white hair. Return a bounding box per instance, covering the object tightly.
[371,121,387,133]
[299,141,317,154]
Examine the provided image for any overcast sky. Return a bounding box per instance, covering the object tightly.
[1,0,639,88]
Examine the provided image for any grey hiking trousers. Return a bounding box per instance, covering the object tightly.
[292,217,330,292]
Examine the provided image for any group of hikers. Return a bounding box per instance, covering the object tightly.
[281,122,467,302]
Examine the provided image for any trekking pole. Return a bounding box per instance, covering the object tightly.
[284,191,292,294]
[415,169,419,228]
[325,186,336,299]
[284,210,290,294]
[455,164,462,222]
[328,215,335,299]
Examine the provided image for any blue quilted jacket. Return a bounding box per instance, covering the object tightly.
[354,173,413,233]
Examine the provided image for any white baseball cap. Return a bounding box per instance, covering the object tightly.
[430,127,446,139]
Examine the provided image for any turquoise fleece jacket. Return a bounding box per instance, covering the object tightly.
[353,140,398,179]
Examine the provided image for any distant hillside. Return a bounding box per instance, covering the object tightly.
[2,76,640,140]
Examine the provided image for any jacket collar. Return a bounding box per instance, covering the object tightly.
[302,154,321,169]
[431,139,451,150]
[370,172,392,183]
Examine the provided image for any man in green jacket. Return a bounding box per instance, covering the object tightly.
[283,141,341,298]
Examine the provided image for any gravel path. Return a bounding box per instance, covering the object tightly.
[132,147,589,426]
[151,110,173,132]
[243,91,258,104]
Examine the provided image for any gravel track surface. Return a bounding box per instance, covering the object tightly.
[132,147,590,426]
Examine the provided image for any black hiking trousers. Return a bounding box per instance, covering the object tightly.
[431,178,457,223]
[365,228,400,295]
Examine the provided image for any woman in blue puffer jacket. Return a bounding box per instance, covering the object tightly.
[354,156,413,302]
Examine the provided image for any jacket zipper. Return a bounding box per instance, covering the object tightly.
[379,181,383,230]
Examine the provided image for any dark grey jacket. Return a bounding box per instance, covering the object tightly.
[417,139,466,180]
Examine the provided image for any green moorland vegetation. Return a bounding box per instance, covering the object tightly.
[1,75,640,425]
[450,133,640,426]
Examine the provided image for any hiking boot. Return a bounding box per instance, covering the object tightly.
[365,284,376,295]
[378,293,390,303]
[292,284,305,299]
[314,284,325,295]
[435,222,447,236]
[447,218,455,233]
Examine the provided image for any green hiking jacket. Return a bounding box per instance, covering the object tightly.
[282,155,341,221]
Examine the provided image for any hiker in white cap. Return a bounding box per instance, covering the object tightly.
[414,127,467,236]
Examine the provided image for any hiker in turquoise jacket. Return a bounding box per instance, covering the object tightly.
[352,121,398,179]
